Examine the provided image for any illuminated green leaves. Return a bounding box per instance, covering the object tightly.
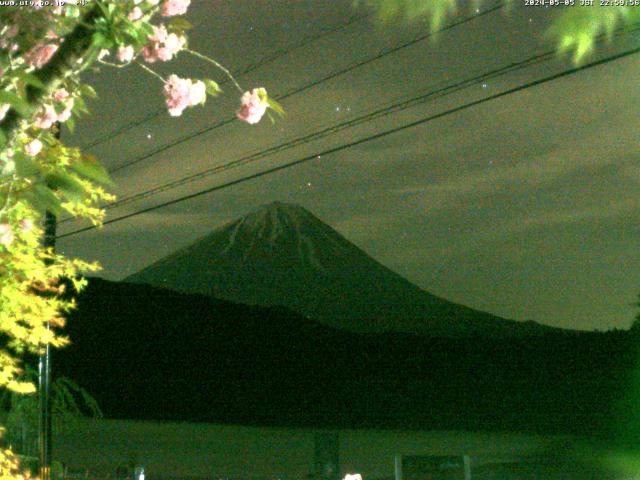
[70,154,113,187]
[204,79,222,97]
[354,0,640,64]
[167,17,192,35]
[45,172,86,203]
[79,84,98,99]
[355,0,459,30]
[23,184,63,216]
[13,152,40,178]
[547,5,637,64]
[267,97,286,118]
[0,91,30,118]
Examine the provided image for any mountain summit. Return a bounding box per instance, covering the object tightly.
[126,202,556,337]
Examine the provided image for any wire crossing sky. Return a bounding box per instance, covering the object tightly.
[80,12,373,152]
[62,22,638,221]
[91,3,505,175]
[58,43,640,241]
[61,0,640,331]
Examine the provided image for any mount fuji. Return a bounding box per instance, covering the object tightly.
[126,202,559,337]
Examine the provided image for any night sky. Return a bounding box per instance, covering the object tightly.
[58,0,640,331]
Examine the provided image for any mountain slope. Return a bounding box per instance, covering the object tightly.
[56,278,634,434]
[126,202,558,337]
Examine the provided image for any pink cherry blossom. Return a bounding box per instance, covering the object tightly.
[25,43,58,68]
[36,90,74,125]
[34,104,58,129]
[141,25,185,63]
[55,91,74,122]
[164,75,191,116]
[25,139,43,157]
[163,32,184,51]
[5,25,18,38]
[57,107,73,122]
[163,75,206,117]
[236,88,268,125]
[0,104,9,122]
[20,218,33,233]
[157,32,185,61]
[161,0,191,16]
[53,88,69,102]
[117,45,135,63]
[0,224,14,247]
[151,24,169,42]
[188,80,206,106]
[128,7,143,20]
[19,219,33,233]
[0,37,18,53]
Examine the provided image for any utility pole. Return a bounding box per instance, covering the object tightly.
[39,125,59,480]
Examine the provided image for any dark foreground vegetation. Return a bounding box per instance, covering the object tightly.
[56,278,640,442]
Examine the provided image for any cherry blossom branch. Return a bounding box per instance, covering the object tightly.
[0,183,15,217]
[0,6,102,145]
[97,59,130,69]
[184,48,244,94]
[135,62,166,84]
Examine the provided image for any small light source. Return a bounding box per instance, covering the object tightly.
[344,474,362,480]
[146,133,152,139]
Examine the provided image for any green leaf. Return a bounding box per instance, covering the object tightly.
[70,155,113,187]
[24,185,63,216]
[65,117,75,134]
[79,84,97,99]
[138,22,154,38]
[204,79,222,96]
[92,31,113,50]
[546,5,635,65]
[0,91,30,118]
[73,96,90,115]
[255,87,268,103]
[13,152,40,178]
[0,130,5,150]
[167,17,192,33]
[267,97,286,117]
[356,0,458,26]
[16,72,45,89]
[45,172,86,202]
[66,5,80,18]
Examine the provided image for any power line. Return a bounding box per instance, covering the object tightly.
[57,45,640,240]
[89,52,556,213]
[79,13,371,151]
[101,3,505,174]
[58,21,640,223]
